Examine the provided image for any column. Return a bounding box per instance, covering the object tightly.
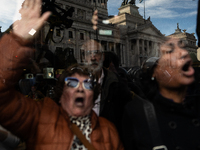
[96,0,98,6]
[120,44,124,65]
[141,39,144,65]
[120,43,124,65]
[125,36,129,67]
[75,29,79,62]
[142,39,144,55]
[114,42,116,53]
[136,39,139,66]
[147,40,149,56]
[106,42,109,51]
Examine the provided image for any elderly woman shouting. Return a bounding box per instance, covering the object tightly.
[0,0,123,149]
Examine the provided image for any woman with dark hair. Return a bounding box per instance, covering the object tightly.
[0,0,124,149]
[122,37,200,150]
[54,64,100,106]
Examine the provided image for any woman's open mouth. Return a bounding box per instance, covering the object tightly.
[75,98,84,107]
[182,61,190,71]
[181,60,194,77]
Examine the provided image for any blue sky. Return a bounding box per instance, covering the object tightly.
[108,0,198,40]
[0,0,198,41]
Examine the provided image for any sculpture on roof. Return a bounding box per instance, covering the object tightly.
[177,23,179,29]
[129,0,136,5]
[121,0,135,6]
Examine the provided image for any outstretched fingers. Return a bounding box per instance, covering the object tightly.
[13,0,51,40]
[23,0,30,9]
[92,10,98,30]
[34,0,42,15]
[29,0,35,9]
[37,11,51,29]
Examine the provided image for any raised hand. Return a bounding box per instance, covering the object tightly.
[13,0,51,40]
[91,10,98,30]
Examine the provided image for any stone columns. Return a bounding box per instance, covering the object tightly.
[106,42,109,51]
[136,39,139,65]
[114,43,116,53]
[142,39,144,55]
[147,40,149,56]
[120,44,124,65]
[75,29,79,60]
[125,36,130,66]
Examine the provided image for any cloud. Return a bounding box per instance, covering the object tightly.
[137,0,196,9]
[107,0,198,39]
[108,0,197,19]
[145,8,197,19]
[0,0,23,31]
[186,24,196,33]
[137,0,197,19]
[181,10,197,18]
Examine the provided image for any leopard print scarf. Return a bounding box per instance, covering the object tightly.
[70,115,92,150]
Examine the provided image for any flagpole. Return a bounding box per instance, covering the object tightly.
[139,0,145,21]
[144,0,145,20]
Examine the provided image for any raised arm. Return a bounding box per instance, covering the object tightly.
[0,0,51,139]
[13,0,51,40]
[0,0,51,91]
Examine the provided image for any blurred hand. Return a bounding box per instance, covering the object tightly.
[91,10,98,30]
[13,0,51,40]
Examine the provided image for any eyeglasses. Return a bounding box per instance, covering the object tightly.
[71,67,83,72]
[65,77,93,90]
[85,50,102,56]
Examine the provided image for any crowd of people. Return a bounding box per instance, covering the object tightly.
[0,0,200,150]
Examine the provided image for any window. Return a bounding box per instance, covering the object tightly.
[139,47,142,54]
[69,31,73,38]
[131,44,134,50]
[80,33,84,40]
[144,48,147,55]
[80,49,85,62]
[149,41,152,47]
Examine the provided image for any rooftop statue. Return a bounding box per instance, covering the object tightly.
[121,0,135,6]
[129,0,136,5]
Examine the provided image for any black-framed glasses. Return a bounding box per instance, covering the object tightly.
[65,77,93,90]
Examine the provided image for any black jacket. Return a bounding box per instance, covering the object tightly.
[122,92,200,150]
[99,68,132,138]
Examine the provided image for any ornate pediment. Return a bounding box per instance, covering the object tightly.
[139,23,164,37]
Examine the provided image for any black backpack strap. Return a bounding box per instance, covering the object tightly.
[141,97,168,150]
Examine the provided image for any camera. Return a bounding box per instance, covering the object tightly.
[42,0,55,15]
[43,68,54,79]
[42,0,74,29]
[25,73,34,79]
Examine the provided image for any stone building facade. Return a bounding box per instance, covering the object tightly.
[108,4,165,67]
[40,0,195,69]
[167,23,197,54]
[167,23,199,66]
